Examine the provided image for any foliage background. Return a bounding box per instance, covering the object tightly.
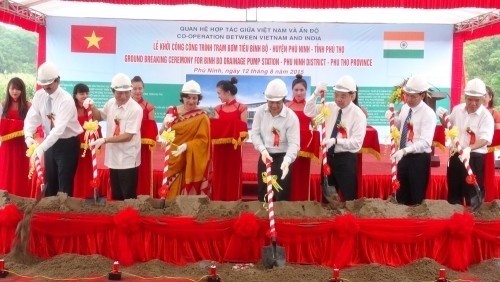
[0,24,498,107]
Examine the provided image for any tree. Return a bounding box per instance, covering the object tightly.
[464,36,500,107]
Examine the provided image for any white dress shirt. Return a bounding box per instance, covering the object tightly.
[100,97,143,169]
[250,104,300,164]
[304,96,366,153]
[24,87,83,151]
[394,101,436,154]
[450,103,494,154]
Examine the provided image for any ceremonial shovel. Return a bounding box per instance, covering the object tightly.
[261,159,286,269]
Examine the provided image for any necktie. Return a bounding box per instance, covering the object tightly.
[44,96,53,136]
[400,108,413,149]
[328,109,342,154]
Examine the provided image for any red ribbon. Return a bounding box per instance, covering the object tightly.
[158,185,169,198]
[272,128,280,147]
[466,174,477,185]
[466,128,476,145]
[391,180,400,192]
[338,126,347,138]
[407,123,414,142]
[113,119,120,136]
[323,163,331,176]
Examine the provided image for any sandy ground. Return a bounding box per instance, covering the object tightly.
[0,192,499,281]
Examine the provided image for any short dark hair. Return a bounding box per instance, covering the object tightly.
[216,77,238,95]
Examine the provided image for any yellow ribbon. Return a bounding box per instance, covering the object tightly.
[82,120,100,157]
[312,105,330,127]
[0,130,24,142]
[260,172,283,192]
[445,126,458,140]
[390,125,401,148]
[160,128,176,144]
[26,142,39,179]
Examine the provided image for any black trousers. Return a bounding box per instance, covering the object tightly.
[110,167,139,200]
[396,152,431,205]
[327,152,358,201]
[447,153,484,205]
[257,153,292,202]
[44,136,80,197]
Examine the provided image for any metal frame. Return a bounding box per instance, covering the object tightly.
[0,0,46,26]
[454,10,499,32]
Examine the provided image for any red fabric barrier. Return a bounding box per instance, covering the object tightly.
[3,210,498,270]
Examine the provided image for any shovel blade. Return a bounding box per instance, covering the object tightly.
[470,184,483,212]
[36,184,47,201]
[261,245,286,269]
[84,188,106,206]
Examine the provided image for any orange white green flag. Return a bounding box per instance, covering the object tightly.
[383,32,424,59]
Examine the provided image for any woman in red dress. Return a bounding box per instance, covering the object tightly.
[286,74,320,201]
[0,77,31,197]
[211,77,248,200]
[72,83,102,198]
[131,76,158,197]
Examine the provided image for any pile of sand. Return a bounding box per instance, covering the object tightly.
[2,191,499,220]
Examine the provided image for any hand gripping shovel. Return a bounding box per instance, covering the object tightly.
[261,159,286,269]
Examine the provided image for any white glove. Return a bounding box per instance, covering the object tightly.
[321,138,336,150]
[83,98,95,109]
[31,146,45,163]
[385,110,393,121]
[313,82,328,97]
[436,107,448,119]
[172,143,187,157]
[391,149,405,163]
[459,146,471,162]
[280,160,290,180]
[163,113,175,125]
[90,138,106,150]
[260,149,273,163]
[25,136,35,147]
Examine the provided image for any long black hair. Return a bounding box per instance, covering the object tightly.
[3,77,29,119]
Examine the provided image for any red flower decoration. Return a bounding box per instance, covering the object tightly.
[407,122,414,142]
[335,214,359,239]
[233,213,260,238]
[113,207,141,235]
[391,180,400,192]
[466,174,477,185]
[323,163,331,176]
[337,124,347,138]
[158,185,169,198]
[90,178,101,188]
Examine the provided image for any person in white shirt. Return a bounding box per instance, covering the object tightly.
[88,73,143,200]
[305,75,366,202]
[437,78,494,207]
[24,62,83,197]
[250,78,300,202]
[388,75,436,205]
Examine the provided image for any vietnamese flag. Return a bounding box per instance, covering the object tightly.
[71,25,116,54]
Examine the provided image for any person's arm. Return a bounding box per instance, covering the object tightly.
[147,103,155,120]
[250,107,266,153]
[240,104,248,123]
[284,113,300,163]
[303,94,321,118]
[23,92,42,138]
[38,97,77,151]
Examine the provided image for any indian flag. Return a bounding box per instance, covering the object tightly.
[383,32,424,59]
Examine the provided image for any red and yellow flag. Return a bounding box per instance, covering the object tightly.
[71,25,116,54]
